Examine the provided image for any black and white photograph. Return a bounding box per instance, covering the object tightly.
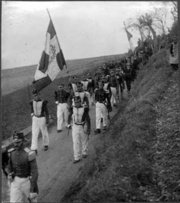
[1,1,179,202]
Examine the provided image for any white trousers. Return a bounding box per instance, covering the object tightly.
[10,176,30,203]
[72,125,88,160]
[31,116,49,150]
[110,87,117,106]
[57,103,68,130]
[96,102,107,129]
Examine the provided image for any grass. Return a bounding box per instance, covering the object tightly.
[60,48,180,202]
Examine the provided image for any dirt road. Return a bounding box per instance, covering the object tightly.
[2,104,119,202]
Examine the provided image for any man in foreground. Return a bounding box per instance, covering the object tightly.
[7,132,39,202]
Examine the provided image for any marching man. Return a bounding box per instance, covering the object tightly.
[71,96,91,163]
[94,80,109,134]
[30,89,49,153]
[109,70,119,108]
[101,76,112,113]
[54,83,70,133]
[6,131,39,203]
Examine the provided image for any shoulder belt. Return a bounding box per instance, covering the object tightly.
[7,148,16,158]
[8,148,16,153]
[24,147,36,161]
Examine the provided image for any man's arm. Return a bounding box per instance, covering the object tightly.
[29,158,39,193]
[44,101,49,124]
[29,101,34,116]
[55,91,58,102]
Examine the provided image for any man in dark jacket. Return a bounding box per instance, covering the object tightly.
[124,62,132,96]
[7,132,39,202]
[55,83,70,133]
[94,80,109,134]
[30,89,49,152]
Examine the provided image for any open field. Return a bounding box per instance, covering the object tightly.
[2,53,124,140]
[2,54,124,95]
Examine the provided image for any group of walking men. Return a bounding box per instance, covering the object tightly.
[2,56,138,203]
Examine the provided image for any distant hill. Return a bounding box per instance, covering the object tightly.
[2,54,125,95]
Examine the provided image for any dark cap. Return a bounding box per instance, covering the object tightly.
[13,131,24,142]
[32,89,38,95]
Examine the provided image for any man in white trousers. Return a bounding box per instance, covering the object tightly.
[71,96,91,163]
[55,83,70,133]
[94,80,109,134]
[7,131,38,203]
[30,89,49,153]
[109,70,119,108]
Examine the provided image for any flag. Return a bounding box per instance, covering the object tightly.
[33,19,66,92]
[125,28,133,41]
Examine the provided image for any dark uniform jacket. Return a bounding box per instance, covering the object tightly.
[95,88,108,104]
[55,90,70,103]
[123,67,132,80]
[87,77,95,93]
[68,91,89,109]
[116,72,124,84]
[67,91,90,125]
[7,145,38,193]
[30,99,48,117]
[109,76,119,88]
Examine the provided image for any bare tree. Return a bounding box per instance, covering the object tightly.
[150,6,168,35]
[162,1,178,22]
[171,1,178,22]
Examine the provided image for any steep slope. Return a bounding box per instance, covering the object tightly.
[60,49,180,202]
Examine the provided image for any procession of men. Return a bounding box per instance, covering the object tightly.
[1,33,178,202]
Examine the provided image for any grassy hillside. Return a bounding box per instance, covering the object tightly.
[60,49,180,202]
[2,54,124,140]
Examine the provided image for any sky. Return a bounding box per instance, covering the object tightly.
[2,1,174,69]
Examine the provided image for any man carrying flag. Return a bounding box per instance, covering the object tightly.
[33,11,66,92]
